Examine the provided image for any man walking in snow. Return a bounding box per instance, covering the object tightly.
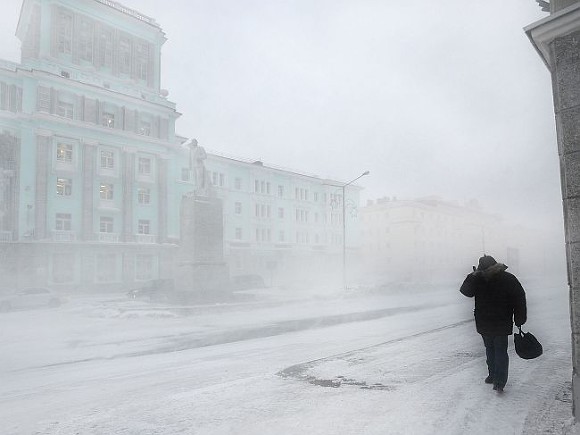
[460,255,527,393]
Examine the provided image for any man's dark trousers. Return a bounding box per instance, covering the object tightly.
[482,335,509,388]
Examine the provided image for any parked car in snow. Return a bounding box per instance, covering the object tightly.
[126,279,174,302]
[0,287,62,312]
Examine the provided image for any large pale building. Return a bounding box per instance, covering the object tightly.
[360,196,563,284]
[204,152,363,287]
[0,0,189,291]
[0,0,365,293]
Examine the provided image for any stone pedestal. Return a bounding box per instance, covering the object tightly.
[527,2,580,420]
[175,194,229,300]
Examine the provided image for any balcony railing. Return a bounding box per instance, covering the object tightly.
[98,233,119,243]
[0,231,13,242]
[135,234,157,244]
[52,230,76,242]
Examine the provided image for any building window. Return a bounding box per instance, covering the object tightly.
[135,42,149,81]
[56,100,74,119]
[138,219,150,235]
[235,227,242,240]
[278,185,284,197]
[181,168,190,182]
[57,10,73,55]
[100,150,114,169]
[56,143,73,163]
[55,213,72,231]
[99,216,114,233]
[279,230,285,242]
[102,111,115,128]
[219,173,225,187]
[97,26,113,68]
[235,177,241,190]
[37,86,50,112]
[235,202,242,214]
[79,18,94,62]
[314,192,318,202]
[137,188,151,205]
[100,183,114,200]
[52,253,75,283]
[278,208,284,219]
[135,254,154,280]
[56,177,72,196]
[254,180,259,193]
[138,157,151,176]
[139,120,151,136]
[119,36,133,75]
[96,253,117,283]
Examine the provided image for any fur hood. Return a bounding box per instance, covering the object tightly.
[479,262,508,281]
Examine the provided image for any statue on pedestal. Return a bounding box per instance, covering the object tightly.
[187,139,214,197]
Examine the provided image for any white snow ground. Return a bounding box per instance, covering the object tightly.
[0,280,574,434]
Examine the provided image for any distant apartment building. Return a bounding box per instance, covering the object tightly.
[203,152,363,286]
[0,0,190,291]
[360,196,561,283]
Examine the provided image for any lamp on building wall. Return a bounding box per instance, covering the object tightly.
[326,170,370,292]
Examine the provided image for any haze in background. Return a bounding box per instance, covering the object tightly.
[0,0,560,230]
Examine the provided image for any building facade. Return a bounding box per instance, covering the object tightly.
[0,0,190,292]
[360,196,562,284]
[204,152,363,287]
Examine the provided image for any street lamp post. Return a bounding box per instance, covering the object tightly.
[339,171,369,292]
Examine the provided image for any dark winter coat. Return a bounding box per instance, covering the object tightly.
[460,263,527,336]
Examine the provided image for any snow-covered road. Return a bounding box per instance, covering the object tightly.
[0,283,572,434]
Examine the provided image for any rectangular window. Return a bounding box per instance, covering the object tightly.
[98,26,113,68]
[137,188,151,205]
[235,227,242,240]
[79,18,94,62]
[56,143,73,163]
[99,216,114,233]
[279,231,285,242]
[57,10,73,55]
[278,208,284,219]
[96,254,116,283]
[138,120,151,136]
[55,213,72,231]
[235,177,242,190]
[254,180,259,193]
[56,177,72,196]
[37,86,51,112]
[52,253,75,283]
[138,157,151,175]
[56,100,74,119]
[100,150,114,169]
[278,185,284,197]
[102,112,115,128]
[135,42,149,81]
[212,172,218,186]
[314,192,318,202]
[181,168,190,181]
[119,36,133,75]
[135,254,154,280]
[266,182,271,194]
[219,173,225,187]
[100,183,114,200]
[138,219,150,235]
[235,202,242,214]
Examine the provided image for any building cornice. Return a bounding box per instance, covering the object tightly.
[525,2,580,69]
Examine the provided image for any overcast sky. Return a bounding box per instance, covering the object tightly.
[0,0,562,229]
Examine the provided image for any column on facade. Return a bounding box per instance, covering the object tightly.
[81,140,97,241]
[122,149,135,243]
[34,132,51,240]
[157,156,168,243]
